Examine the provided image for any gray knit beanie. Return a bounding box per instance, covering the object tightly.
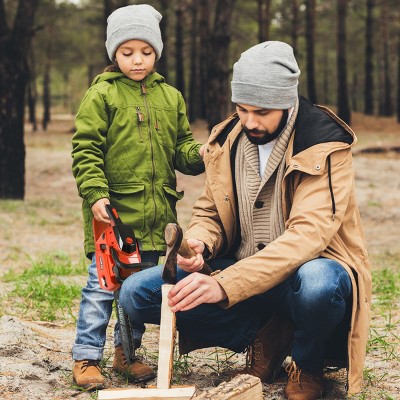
[105,4,163,61]
[231,41,300,109]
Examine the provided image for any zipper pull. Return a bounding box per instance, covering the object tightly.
[141,83,147,95]
[136,107,144,123]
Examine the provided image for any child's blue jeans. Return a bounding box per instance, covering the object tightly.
[72,252,160,361]
[119,257,352,374]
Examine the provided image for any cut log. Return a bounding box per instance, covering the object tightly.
[192,374,263,400]
[156,284,176,389]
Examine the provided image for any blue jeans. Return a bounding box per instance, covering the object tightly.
[119,257,352,374]
[72,251,160,361]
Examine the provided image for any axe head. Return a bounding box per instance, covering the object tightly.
[161,223,183,284]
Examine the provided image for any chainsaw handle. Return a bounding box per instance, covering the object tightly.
[111,248,155,271]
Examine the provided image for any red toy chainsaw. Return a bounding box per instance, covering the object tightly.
[93,204,155,365]
[93,204,154,292]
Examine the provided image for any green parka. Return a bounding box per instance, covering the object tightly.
[72,71,204,257]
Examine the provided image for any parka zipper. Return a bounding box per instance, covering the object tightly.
[141,81,157,250]
[136,106,144,142]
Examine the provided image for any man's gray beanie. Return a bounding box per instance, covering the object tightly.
[105,4,163,61]
[231,41,300,109]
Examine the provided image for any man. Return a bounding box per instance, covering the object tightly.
[119,41,371,400]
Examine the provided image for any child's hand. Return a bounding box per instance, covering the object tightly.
[91,198,111,223]
[199,144,206,159]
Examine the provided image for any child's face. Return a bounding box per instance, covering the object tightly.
[115,40,156,81]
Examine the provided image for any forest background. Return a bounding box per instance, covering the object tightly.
[0,1,399,399]
[0,0,400,199]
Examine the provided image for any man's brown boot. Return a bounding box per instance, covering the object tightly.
[72,360,105,390]
[239,313,294,383]
[113,345,156,382]
[284,361,326,400]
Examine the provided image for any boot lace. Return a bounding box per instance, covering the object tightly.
[245,340,262,367]
[286,360,301,383]
[80,360,100,372]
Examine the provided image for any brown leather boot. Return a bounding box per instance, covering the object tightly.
[113,345,156,383]
[284,361,326,400]
[238,313,294,383]
[72,360,105,390]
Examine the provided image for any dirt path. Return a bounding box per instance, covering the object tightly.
[0,116,399,399]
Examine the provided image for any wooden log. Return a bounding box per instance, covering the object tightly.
[97,284,197,400]
[97,386,196,400]
[192,374,263,400]
[156,284,176,389]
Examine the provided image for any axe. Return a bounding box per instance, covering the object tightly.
[161,223,213,284]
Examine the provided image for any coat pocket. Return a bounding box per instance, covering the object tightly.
[109,183,145,236]
[162,184,184,223]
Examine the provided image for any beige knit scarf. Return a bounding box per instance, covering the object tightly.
[235,100,299,259]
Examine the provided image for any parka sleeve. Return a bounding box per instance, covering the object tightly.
[213,148,355,307]
[173,93,205,175]
[71,87,110,206]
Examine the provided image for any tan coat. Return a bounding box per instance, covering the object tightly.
[185,105,371,394]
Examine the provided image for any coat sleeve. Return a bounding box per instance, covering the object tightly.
[173,93,205,175]
[71,87,110,206]
[213,148,355,307]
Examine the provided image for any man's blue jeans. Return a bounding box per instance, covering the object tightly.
[119,257,352,374]
[72,251,160,361]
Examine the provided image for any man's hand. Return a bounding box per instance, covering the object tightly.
[168,273,227,312]
[176,238,205,273]
[91,198,110,223]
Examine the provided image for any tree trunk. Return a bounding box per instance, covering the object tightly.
[397,12,400,123]
[291,0,299,56]
[257,0,272,43]
[364,0,374,115]
[206,0,237,130]
[380,0,393,116]
[175,1,185,96]
[27,47,37,131]
[305,0,318,103]
[42,60,51,131]
[157,0,169,80]
[189,0,201,121]
[336,0,351,125]
[199,0,210,119]
[0,0,39,199]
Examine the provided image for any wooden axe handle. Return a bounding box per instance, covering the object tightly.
[164,223,213,276]
[178,239,213,276]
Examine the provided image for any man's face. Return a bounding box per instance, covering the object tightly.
[236,104,288,145]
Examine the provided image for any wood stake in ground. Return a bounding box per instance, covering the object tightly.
[98,284,196,399]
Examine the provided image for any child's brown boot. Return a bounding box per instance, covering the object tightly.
[72,359,105,390]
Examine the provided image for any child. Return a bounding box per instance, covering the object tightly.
[71,4,204,390]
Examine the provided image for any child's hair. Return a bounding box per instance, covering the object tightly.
[105,4,163,62]
[104,64,121,73]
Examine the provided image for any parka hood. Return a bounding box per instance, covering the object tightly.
[90,71,165,87]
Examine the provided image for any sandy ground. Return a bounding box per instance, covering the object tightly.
[0,114,399,399]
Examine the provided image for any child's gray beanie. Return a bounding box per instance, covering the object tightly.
[105,4,163,61]
[231,41,300,109]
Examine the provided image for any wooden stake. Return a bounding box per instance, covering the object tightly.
[156,284,176,389]
[98,283,196,399]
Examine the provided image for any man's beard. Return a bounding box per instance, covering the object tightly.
[243,109,289,145]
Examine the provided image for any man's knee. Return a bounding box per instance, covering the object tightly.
[294,258,351,302]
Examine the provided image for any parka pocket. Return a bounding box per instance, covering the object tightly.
[109,183,145,236]
[162,185,184,223]
[154,108,178,149]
